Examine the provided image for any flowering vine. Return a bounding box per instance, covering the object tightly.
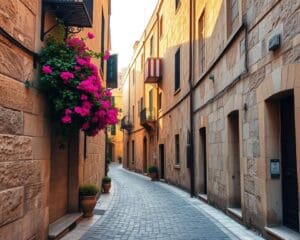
[39,32,117,137]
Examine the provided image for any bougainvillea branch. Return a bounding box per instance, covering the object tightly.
[39,33,117,137]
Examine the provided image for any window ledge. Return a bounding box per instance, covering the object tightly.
[227,207,242,220]
[198,193,208,203]
[174,88,181,96]
[174,165,181,169]
[265,226,300,240]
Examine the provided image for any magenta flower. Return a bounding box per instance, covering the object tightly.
[101,100,111,109]
[60,71,74,83]
[103,50,110,61]
[74,66,81,71]
[76,57,86,66]
[81,94,88,101]
[74,106,90,117]
[82,122,90,130]
[42,65,52,74]
[65,109,72,115]
[87,32,95,39]
[106,109,118,124]
[61,115,72,124]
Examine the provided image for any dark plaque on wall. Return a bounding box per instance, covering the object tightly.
[270,159,280,179]
[106,54,118,89]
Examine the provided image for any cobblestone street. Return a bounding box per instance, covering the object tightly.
[79,164,263,240]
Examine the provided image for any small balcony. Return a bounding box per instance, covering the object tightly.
[120,116,133,132]
[41,0,94,40]
[140,108,156,131]
[43,0,93,27]
[144,58,162,84]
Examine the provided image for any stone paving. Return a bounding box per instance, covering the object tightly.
[79,164,264,240]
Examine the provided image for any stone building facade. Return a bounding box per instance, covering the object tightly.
[107,87,123,163]
[0,0,111,239]
[122,0,300,238]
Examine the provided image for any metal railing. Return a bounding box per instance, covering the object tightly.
[120,116,133,130]
[140,108,156,124]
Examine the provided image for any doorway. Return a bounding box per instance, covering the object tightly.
[143,137,148,173]
[199,128,207,194]
[159,144,165,179]
[228,110,241,209]
[281,94,299,231]
[126,141,129,168]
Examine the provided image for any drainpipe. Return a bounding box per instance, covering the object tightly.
[189,0,195,197]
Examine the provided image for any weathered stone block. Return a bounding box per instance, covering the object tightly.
[19,0,38,15]
[0,187,24,227]
[24,113,45,137]
[24,183,46,212]
[0,160,41,190]
[0,134,32,162]
[0,75,33,112]
[0,0,17,35]
[0,42,25,81]
[0,107,23,135]
[13,0,36,50]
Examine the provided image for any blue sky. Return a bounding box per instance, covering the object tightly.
[111,0,158,70]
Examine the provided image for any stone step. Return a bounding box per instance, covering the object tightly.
[48,213,83,240]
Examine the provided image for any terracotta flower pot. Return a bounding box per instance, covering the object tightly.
[80,195,97,218]
[103,182,111,193]
[149,172,157,181]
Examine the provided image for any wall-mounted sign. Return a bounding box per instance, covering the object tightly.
[106,54,118,89]
[270,159,280,179]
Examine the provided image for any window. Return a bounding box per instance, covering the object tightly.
[198,11,205,73]
[158,92,162,110]
[101,8,105,72]
[138,97,144,113]
[131,140,135,163]
[227,0,239,37]
[111,125,116,135]
[111,96,115,107]
[175,48,180,91]
[175,0,180,10]
[175,134,180,165]
[159,16,163,38]
[150,36,154,56]
[149,89,153,111]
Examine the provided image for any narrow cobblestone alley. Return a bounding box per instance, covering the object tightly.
[78,164,263,240]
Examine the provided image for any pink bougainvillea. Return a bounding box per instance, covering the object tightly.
[40,33,117,137]
[42,65,52,74]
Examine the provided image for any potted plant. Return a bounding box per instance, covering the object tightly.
[79,184,99,217]
[148,166,158,181]
[102,176,111,193]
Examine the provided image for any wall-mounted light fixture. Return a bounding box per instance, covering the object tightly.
[268,34,281,51]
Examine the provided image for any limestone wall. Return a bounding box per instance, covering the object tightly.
[0,0,110,238]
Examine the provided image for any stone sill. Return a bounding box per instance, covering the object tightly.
[198,193,208,203]
[227,207,242,220]
[174,165,181,170]
[174,88,181,96]
[265,226,300,240]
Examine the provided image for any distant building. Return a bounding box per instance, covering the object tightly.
[107,86,123,163]
[121,0,300,238]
